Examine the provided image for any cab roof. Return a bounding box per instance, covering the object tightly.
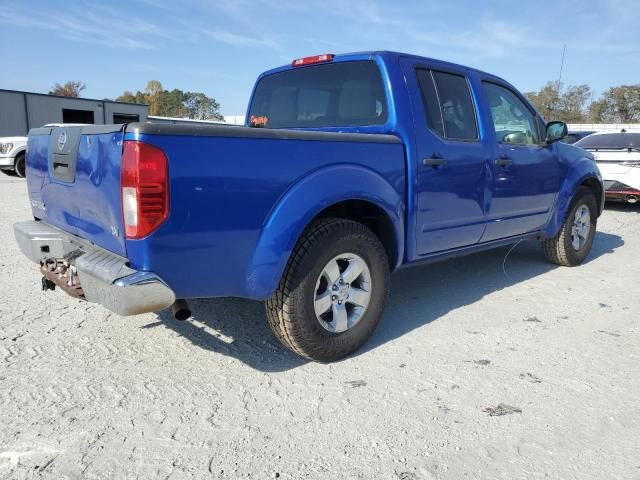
[261,50,499,81]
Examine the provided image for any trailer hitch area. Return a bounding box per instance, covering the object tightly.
[40,258,85,300]
[41,277,56,291]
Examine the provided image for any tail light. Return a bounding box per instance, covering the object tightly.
[121,141,169,239]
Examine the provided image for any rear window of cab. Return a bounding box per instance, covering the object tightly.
[248,61,387,129]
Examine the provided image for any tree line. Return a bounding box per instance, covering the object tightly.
[49,81,86,97]
[48,80,223,121]
[116,80,223,120]
[525,82,640,124]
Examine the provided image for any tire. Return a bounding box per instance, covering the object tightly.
[266,218,390,362]
[14,152,26,178]
[542,186,597,266]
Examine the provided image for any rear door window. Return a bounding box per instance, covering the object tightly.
[416,69,478,141]
[248,61,387,128]
[416,70,445,137]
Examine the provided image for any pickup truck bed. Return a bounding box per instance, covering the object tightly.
[23,123,404,301]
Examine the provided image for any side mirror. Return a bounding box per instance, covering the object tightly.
[546,121,568,144]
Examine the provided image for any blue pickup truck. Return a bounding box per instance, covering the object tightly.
[14,51,603,362]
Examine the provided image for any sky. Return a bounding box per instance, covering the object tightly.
[1,0,638,116]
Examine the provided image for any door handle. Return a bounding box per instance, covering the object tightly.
[495,156,513,166]
[423,157,447,167]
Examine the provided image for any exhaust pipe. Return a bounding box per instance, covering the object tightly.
[171,299,191,321]
[627,195,638,204]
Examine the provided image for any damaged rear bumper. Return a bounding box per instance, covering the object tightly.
[13,221,175,316]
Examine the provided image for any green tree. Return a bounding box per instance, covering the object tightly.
[135,91,146,104]
[157,89,187,117]
[184,92,223,120]
[527,81,640,124]
[49,81,86,97]
[557,84,591,123]
[587,99,608,123]
[525,81,592,123]
[144,80,164,115]
[116,82,224,119]
[525,81,560,120]
[116,90,137,103]
[116,90,147,105]
[598,85,640,123]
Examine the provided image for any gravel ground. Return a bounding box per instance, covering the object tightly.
[1,172,639,480]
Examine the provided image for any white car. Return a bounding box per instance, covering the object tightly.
[0,136,27,178]
[575,131,640,204]
[0,124,88,179]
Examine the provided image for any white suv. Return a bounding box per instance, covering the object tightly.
[0,136,27,178]
[0,124,89,179]
[575,131,640,205]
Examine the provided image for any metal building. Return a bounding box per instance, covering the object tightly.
[0,89,149,137]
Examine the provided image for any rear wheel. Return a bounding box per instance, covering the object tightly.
[542,186,597,266]
[266,218,390,362]
[14,152,26,178]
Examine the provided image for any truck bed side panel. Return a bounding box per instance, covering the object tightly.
[123,129,405,300]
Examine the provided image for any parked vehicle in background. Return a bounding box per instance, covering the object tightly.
[0,136,27,177]
[13,51,604,362]
[575,131,640,204]
[0,124,88,178]
[562,130,596,145]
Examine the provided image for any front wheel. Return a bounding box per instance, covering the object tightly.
[542,186,597,266]
[266,218,390,362]
[14,152,26,178]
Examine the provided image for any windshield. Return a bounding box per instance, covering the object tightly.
[575,132,640,149]
[248,61,387,129]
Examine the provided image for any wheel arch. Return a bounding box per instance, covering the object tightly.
[246,164,405,299]
[10,146,26,164]
[542,156,603,239]
[311,199,399,268]
[580,176,604,215]
[12,148,27,177]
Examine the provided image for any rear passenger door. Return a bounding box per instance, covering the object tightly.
[402,60,491,255]
[479,81,562,241]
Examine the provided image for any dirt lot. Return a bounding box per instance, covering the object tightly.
[0,172,638,480]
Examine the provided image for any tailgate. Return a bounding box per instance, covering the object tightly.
[26,125,127,256]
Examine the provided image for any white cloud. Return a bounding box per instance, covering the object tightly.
[0,4,161,50]
[199,29,278,49]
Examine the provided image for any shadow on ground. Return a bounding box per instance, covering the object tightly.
[152,232,623,372]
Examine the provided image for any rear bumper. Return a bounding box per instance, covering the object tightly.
[599,163,640,191]
[603,179,640,202]
[13,221,175,316]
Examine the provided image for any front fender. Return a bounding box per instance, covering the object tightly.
[247,164,405,299]
[542,154,603,239]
